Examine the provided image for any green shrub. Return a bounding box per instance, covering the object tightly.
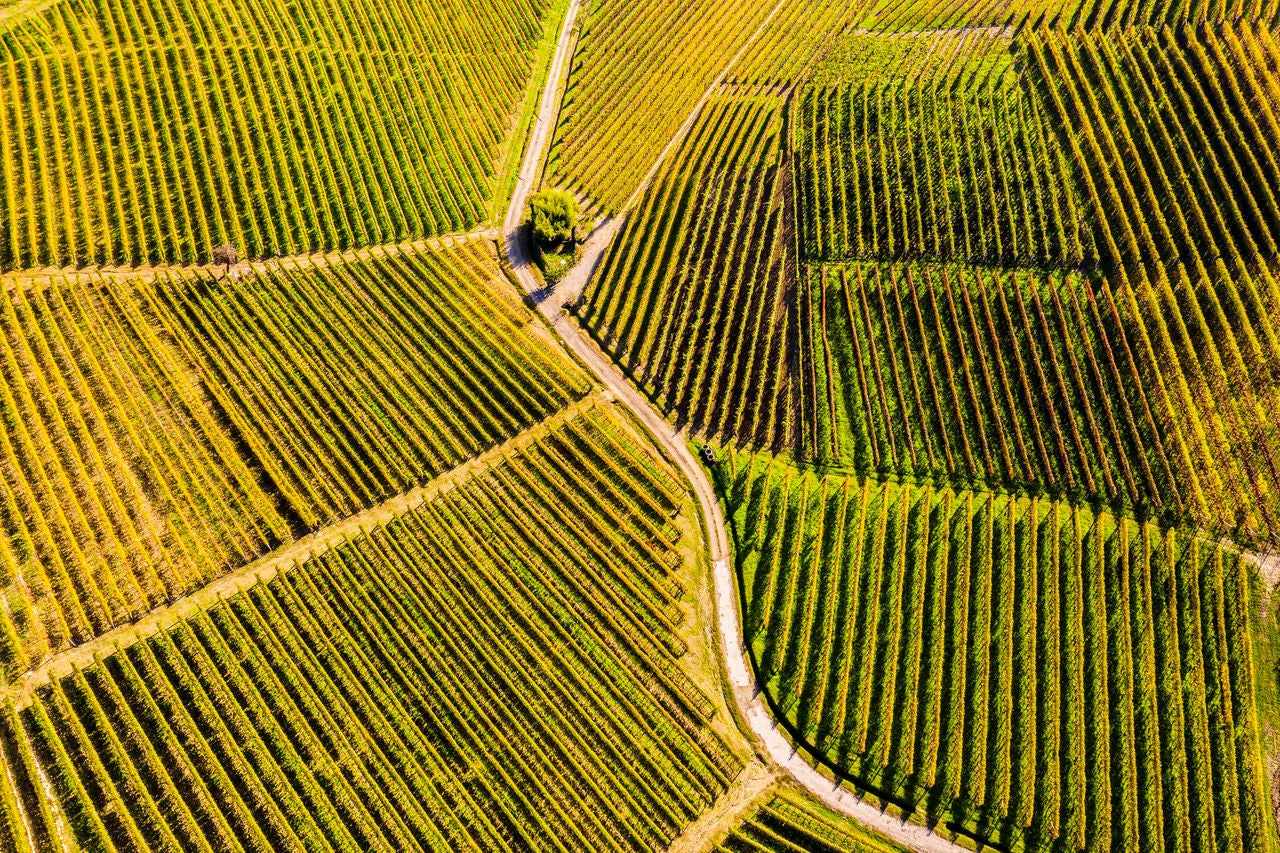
[529,190,580,246]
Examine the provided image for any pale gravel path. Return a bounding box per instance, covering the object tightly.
[0,228,501,292]
[502,5,969,851]
[1258,550,1280,587]
[503,0,583,262]
[0,0,57,30]
[1238,543,1280,588]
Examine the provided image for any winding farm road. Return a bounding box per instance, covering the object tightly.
[503,4,967,852]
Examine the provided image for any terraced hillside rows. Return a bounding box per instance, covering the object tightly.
[0,403,742,853]
[542,1,1280,850]
[717,449,1272,853]
[715,789,908,852]
[0,236,588,680]
[0,0,552,269]
[579,92,815,457]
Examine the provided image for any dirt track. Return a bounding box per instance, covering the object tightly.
[501,3,970,849]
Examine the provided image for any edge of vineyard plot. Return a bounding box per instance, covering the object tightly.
[712,785,910,852]
[714,447,1277,853]
[488,0,577,225]
[849,0,1279,35]
[0,235,591,681]
[0,401,748,853]
[724,0,865,87]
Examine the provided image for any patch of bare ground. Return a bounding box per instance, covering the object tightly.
[666,761,779,853]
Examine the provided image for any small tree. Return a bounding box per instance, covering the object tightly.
[528,190,579,246]
[212,242,238,274]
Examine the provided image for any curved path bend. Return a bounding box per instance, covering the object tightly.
[504,4,966,852]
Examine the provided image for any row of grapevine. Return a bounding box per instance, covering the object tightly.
[0,402,740,853]
[0,236,589,679]
[0,0,550,269]
[794,30,1092,268]
[813,260,1280,543]
[715,788,907,852]
[545,0,779,213]
[579,92,818,457]
[717,449,1273,853]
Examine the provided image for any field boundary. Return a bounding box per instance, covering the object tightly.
[0,228,502,292]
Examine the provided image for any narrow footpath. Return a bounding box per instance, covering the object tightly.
[503,4,968,852]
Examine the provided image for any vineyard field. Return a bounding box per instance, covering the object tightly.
[798,24,1280,276]
[796,30,1091,269]
[0,0,552,269]
[1,0,1279,847]
[0,237,588,679]
[0,403,741,853]
[150,238,590,527]
[725,1,860,86]
[812,260,1280,543]
[545,0,780,213]
[1027,25,1280,271]
[717,449,1273,852]
[594,19,1280,548]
